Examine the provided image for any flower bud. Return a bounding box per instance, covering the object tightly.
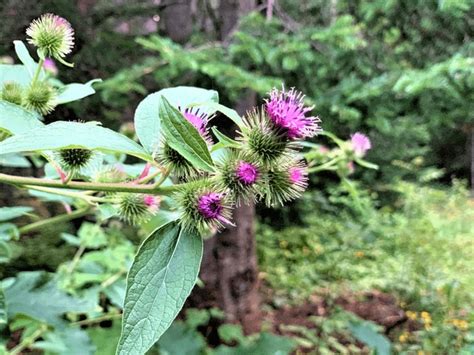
[1,82,23,106]
[160,142,199,179]
[176,181,233,232]
[118,193,159,226]
[22,81,57,115]
[58,148,93,171]
[263,159,308,207]
[240,109,290,166]
[94,166,128,183]
[217,152,261,204]
[26,13,74,65]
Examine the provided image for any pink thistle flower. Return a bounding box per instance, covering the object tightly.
[197,192,233,225]
[351,132,371,157]
[43,58,58,75]
[143,194,160,212]
[182,108,212,144]
[236,161,259,185]
[26,14,74,61]
[265,87,321,139]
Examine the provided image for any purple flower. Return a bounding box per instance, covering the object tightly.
[236,161,259,185]
[43,58,58,75]
[351,132,371,157]
[197,192,232,225]
[265,87,321,139]
[182,108,212,144]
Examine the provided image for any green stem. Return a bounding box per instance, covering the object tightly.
[31,58,44,86]
[68,244,86,274]
[153,169,171,187]
[0,173,180,195]
[18,206,92,235]
[25,185,100,204]
[71,313,122,326]
[9,324,48,355]
[307,157,341,173]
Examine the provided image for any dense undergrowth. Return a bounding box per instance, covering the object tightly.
[258,181,474,353]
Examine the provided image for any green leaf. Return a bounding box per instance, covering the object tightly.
[0,64,31,86]
[196,101,243,128]
[3,271,93,327]
[211,127,240,151]
[156,321,206,355]
[159,96,214,172]
[0,121,151,161]
[0,206,33,222]
[117,223,203,355]
[0,101,43,135]
[0,241,12,264]
[0,286,6,328]
[134,86,218,153]
[78,222,107,249]
[88,321,122,355]
[56,79,102,104]
[349,322,391,355]
[0,153,31,167]
[33,327,95,355]
[13,41,41,79]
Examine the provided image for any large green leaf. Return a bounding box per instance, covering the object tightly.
[3,271,93,327]
[117,223,203,355]
[0,121,151,161]
[134,86,218,153]
[159,97,214,172]
[57,79,102,104]
[0,101,43,135]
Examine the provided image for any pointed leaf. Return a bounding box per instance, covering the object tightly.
[117,223,203,355]
[134,86,218,153]
[57,79,102,104]
[13,41,42,79]
[159,96,214,172]
[0,121,151,161]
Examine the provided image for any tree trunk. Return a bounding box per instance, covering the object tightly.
[164,0,261,334]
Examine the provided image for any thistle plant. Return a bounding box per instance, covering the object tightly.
[0,14,377,355]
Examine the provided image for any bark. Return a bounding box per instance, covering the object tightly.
[162,0,194,43]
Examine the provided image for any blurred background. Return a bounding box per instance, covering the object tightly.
[0,0,473,354]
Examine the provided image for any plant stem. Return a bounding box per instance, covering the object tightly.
[25,185,99,204]
[18,206,92,235]
[68,244,86,274]
[31,58,44,86]
[71,313,122,326]
[0,173,180,195]
[9,324,48,355]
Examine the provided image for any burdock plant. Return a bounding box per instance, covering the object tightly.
[0,13,376,355]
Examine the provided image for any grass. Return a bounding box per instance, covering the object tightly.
[257,180,474,353]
